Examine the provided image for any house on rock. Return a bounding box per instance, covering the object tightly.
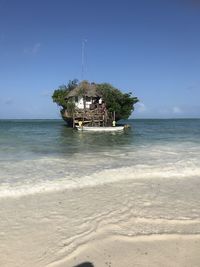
[62,81,113,127]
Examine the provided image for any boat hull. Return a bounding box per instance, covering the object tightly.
[76,126,125,132]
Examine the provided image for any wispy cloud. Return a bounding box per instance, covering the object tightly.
[32,43,41,54]
[136,102,147,113]
[24,42,41,55]
[172,106,182,114]
[186,85,196,91]
[186,82,200,91]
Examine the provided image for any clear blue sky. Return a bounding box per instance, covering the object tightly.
[0,0,200,119]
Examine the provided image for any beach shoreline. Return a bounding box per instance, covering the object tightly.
[1,176,200,267]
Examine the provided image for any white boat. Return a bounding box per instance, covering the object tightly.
[76,126,125,132]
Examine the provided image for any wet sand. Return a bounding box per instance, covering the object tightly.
[0,176,200,267]
[63,234,200,267]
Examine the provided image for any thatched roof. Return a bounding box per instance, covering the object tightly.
[66,81,102,98]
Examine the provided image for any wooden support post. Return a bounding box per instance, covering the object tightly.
[73,113,75,128]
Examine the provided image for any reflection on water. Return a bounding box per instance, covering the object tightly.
[60,126,132,155]
[1,119,200,161]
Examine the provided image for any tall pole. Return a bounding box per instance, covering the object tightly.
[81,39,87,81]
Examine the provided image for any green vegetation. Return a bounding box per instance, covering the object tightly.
[52,79,78,109]
[52,79,139,121]
[96,83,139,121]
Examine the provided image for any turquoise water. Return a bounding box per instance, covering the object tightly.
[0,119,200,196]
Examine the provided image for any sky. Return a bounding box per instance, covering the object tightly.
[0,0,200,119]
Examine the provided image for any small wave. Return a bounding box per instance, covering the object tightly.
[0,164,200,198]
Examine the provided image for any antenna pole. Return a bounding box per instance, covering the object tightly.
[81,39,87,81]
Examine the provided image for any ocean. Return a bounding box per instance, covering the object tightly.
[0,119,200,197]
[1,119,200,267]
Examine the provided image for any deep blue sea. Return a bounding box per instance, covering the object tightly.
[0,119,200,197]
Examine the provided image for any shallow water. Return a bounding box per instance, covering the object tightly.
[0,119,200,196]
[1,119,200,267]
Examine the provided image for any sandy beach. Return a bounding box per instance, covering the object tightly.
[1,0,200,264]
[1,175,200,267]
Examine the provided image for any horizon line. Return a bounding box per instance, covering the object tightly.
[0,117,200,120]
